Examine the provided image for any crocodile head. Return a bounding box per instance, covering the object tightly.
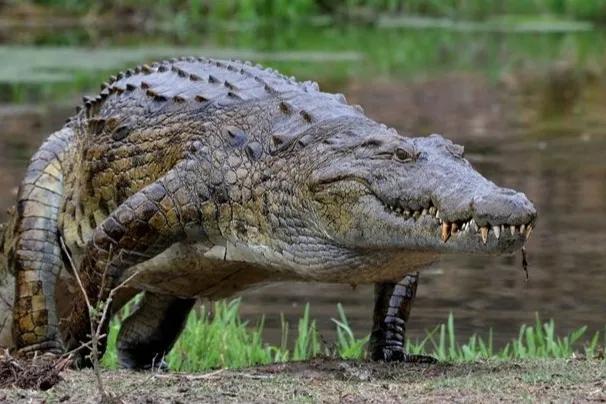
[307,123,536,257]
[221,118,536,280]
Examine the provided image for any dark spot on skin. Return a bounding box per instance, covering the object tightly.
[279,101,292,114]
[126,83,137,91]
[195,95,208,102]
[112,126,130,142]
[188,141,205,155]
[116,176,131,203]
[246,142,263,160]
[88,213,97,229]
[223,126,248,148]
[98,198,110,215]
[210,185,229,204]
[300,110,313,123]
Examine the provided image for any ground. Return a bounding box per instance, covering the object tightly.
[0,358,604,403]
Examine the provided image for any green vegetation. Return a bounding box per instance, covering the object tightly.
[11,0,606,24]
[2,22,605,104]
[101,298,605,372]
[2,1,605,105]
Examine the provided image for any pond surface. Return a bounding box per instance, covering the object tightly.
[0,23,605,346]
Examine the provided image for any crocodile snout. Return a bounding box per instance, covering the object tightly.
[472,187,537,228]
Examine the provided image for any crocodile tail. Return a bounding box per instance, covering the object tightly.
[0,219,13,349]
[9,127,74,352]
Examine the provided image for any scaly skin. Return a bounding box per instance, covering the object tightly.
[3,57,537,368]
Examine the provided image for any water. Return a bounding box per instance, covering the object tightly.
[1,23,605,347]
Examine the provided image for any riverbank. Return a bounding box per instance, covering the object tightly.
[1,358,604,403]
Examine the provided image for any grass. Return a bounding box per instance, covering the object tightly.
[101,298,605,372]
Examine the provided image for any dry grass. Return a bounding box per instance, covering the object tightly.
[0,358,604,403]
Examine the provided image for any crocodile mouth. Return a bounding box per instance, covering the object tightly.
[311,176,535,247]
[380,198,535,244]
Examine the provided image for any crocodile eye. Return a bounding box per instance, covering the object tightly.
[394,147,413,162]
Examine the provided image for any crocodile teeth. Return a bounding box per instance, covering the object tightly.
[520,224,526,234]
[435,210,440,218]
[429,207,436,215]
[510,225,516,236]
[493,225,500,240]
[422,208,428,216]
[470,219,478,233]
[441,222,451,242]
[451,222,459,234]
[404,209,411,216]
[525,224,533,239]
[480,226,489,244]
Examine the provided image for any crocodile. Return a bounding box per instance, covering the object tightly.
[0,57,537,369]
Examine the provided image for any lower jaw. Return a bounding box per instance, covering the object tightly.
[405,232,528,255]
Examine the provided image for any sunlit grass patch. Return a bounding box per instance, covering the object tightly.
[101,298,605,372]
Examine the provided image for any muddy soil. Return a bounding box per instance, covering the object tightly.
[0,358,604,403]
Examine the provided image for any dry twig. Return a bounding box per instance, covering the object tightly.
[59,237,140,403]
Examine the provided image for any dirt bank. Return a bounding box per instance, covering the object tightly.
[0,358,604,403]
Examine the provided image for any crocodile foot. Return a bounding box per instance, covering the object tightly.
[372,347,437,364]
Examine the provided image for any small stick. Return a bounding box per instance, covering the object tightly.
[521,247,529,281]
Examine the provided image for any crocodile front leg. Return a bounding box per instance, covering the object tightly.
[369,272,436,363]
[62,169,203,358]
